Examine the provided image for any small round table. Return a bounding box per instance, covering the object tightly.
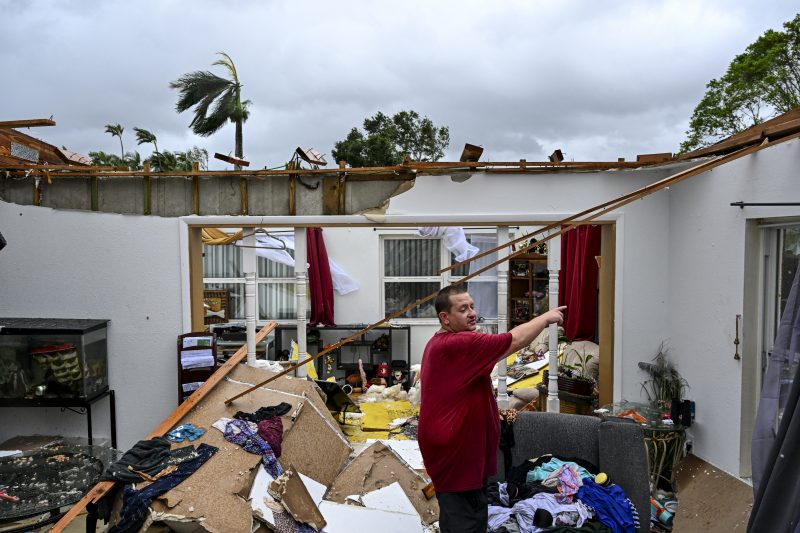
[596,401,686,493]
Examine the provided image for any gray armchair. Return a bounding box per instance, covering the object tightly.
[491,411,650,533]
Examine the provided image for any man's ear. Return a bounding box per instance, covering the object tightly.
[438,311,448,324]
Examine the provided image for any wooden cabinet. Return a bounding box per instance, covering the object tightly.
[508,253,549,330]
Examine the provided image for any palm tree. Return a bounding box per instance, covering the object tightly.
[104,124,125,159]
[133,127,160,156]
[169,52,251,169]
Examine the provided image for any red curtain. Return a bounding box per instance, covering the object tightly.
[307,227,336,326]
[558,225,601,341]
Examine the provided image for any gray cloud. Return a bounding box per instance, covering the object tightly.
[1,0,797,167]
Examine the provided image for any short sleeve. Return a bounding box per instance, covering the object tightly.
[458,331,513,382]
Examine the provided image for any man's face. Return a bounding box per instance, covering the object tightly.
[439,292,477,332]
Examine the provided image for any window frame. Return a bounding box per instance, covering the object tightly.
[379,231,500,324]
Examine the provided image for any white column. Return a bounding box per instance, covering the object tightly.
[294,227,308,378]
[243,232,257,365]
[547,230,561,413]
[496,226,510,408]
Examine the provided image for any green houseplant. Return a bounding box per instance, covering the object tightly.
[638,343,689,409]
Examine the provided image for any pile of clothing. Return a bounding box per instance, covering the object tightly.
[488,454,640,533]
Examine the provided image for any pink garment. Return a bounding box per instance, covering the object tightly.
[257,417,284,458]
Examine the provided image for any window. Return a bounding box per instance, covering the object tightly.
[381,232,499,321]
[203,242,296,321]
[762,224,800,378]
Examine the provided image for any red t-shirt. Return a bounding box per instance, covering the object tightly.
[417,330,513,492]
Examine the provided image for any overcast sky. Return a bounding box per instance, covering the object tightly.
[1,0,797,168]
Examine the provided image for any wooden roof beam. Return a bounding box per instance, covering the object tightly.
[0,119,56,128]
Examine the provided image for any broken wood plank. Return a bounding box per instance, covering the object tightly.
[0,119,56,128]
[214,152,251,167]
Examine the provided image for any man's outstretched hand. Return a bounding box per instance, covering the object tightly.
[542,306,567,326]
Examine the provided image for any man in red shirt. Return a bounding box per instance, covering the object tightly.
[418,285,566,533]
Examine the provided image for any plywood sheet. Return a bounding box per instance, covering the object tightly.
[269,464,326,530]
[326,441,439,524]
[150,366,347,533]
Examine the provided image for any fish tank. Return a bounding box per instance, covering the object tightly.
[0,318,109,400]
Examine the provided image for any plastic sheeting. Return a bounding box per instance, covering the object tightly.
[239,234,360,295]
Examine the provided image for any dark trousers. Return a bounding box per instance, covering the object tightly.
[436,481,488,533]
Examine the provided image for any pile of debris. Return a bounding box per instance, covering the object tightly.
[104,364,439,532]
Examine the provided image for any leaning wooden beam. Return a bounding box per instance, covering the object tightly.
[0,119,56,128]
[49,322,277,533]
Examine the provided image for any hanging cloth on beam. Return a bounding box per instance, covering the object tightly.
[201,227,243,245]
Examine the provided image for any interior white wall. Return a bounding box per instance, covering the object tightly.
[666,138,800,477]
[385,166,686,404]
[0,201,184,450]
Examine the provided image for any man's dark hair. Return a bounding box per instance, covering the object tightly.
[434,285,468,315]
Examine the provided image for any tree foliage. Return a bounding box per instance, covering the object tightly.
[681,14,800,153]
[332,110,450,167]
[170,52,250,164]
[104,123,125,159]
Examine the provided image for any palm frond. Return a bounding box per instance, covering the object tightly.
[104,124,123,137]
[170,71,230,113]
[193,88,236,136]
[133,127,157,146]
[212,51,239,83]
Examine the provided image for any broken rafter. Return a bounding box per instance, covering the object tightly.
[49,322,277,533]
[223,131,800,405]
[0,119,56,128]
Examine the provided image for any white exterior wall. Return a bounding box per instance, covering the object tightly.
[666,138,800,476]
[0,202,184,449]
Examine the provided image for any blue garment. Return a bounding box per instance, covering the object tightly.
[166,423,206,442]
[109,443,218,533]
[526,458,594,484]
[576,478,635,533]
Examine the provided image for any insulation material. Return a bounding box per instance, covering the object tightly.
[317,500,424,533]
[361,481,419,515]
[148,365,350,533]
[325,441,439,524]
[363,439,425,471]
[269,465,326,531]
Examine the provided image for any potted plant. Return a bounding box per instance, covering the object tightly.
[543,345,596,396]
[638,342,689,411]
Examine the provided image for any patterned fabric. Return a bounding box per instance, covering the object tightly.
[224,419,283,478]
[543,464,583,503]
[108,443,218,533]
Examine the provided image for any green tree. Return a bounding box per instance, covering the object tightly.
[332,110,450,167]
[88,150,143,170]
[133,127,160,156]
[169,52,251,169]
[681,14,800,153]
[104,123,125,159]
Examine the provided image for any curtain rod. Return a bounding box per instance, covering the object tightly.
[731,202,800,208]
[372,226,520,231]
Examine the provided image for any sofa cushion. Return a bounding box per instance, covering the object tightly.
[509,412,601,471]
[598,418,650,533]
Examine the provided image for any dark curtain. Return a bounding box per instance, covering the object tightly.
[749,267,800,532]
[558,225,601,341]
[307,227,335,326]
